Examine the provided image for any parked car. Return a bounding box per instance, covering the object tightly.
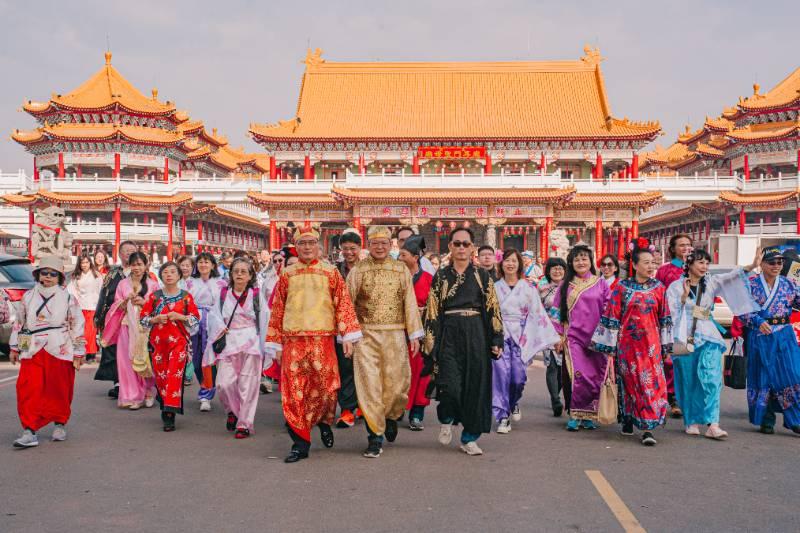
[0,254,34,354]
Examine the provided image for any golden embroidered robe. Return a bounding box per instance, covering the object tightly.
[347,256,424,436]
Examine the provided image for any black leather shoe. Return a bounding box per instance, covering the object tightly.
[552,405,563,417]
[284,449,308,463]
[162,413,176,432]
[319,424,334,448]
[385,419,398,442]
[108,386,119,399]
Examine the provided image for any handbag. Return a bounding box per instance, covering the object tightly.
[673,281,706,356]
[212,289,247,355]
[597,359,619,425]
[723,337,747,389]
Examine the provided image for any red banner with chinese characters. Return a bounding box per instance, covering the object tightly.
[417,146,486,159]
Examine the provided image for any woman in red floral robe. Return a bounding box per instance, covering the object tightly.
[140,262,199,432]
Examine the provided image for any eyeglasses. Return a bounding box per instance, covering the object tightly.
[451,240,472,248]
[39,270,60,278]
[272,259,284,264]
[295,240,317,247]
[600,262,615,267]
[764,259,784,266]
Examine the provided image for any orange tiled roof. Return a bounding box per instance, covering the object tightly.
[642,143,696,169]
[726,120,800,142]
[719,190,798,208]
[695,143,725,158]
[569,192,662,208]
[247,191,339,208]
[250,47,660,142]
[210,207,266,228]
[704,116,734,132]
[2,191,193,207]
[740,69,800,112]
[11,123,184,146]
[21,52,176,117]
[331,186,576,206]
[640,202,726,228]
[677,124,706,144]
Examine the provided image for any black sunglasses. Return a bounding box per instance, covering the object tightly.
[451,240,472,248]
[600,262,615,267]
[39,270,60,278]
[764,258,784,266]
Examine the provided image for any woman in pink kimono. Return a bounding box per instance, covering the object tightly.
[493,249,560,433]
[204,257,270,439]
[102,252,159,409]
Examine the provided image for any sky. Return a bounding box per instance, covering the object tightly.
[0,0,798,173]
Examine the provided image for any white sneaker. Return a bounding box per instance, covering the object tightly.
[199,399,211,412]
[13,429,39,449]
[496,418,511,434]
[685,424,701,436]
[128,402,142,411]
[460,441,483,455]
[144,396,156,408]
[52,424,67,442]
[438,423,453,446]
[511,405,522,422]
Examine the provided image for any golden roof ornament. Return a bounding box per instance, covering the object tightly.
[105,51,112,65]
[753,83,760,96]
[152,88,158,100]
[580,44,605,66]
[304,48,325,67]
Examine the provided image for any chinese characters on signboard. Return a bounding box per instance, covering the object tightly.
[417,146,486,159]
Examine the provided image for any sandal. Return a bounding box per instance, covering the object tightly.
[705,425,728,440]
[685,424,701,436]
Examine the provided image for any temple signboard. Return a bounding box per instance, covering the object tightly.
[417,146,486,159]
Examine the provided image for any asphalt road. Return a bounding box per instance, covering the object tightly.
[0,361,797,533]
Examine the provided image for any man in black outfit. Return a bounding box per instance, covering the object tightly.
[335,229,362,427]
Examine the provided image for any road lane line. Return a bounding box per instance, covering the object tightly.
[585,470,646,533]
[0,375,18,384]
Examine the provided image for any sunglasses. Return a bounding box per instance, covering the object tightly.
[272,259,284,264]
[600,262,615,267]
[39,270,60,278]
[764,259,784,266]
[451,240,472,248]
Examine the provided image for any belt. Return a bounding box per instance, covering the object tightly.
[444,309,481,317]
[766,317,790,325]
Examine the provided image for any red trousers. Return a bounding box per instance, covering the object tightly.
[17,349,76,431]
[82,310,98,355]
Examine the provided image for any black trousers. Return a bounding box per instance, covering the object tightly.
[335,342,358,412]
[287,423,332,454]
[545,352,563,410]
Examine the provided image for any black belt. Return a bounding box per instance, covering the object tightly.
[766,317,790,325]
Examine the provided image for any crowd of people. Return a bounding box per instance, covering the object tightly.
[6,225,800,461]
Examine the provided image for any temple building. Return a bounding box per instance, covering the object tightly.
[248,47,662,258]
[7,52,268,261]
[639,67,800,262]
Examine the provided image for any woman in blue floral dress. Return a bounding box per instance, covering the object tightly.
[592,239,672,446]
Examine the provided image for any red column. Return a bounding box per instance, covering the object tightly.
[27,209,34,262]
[544,216,553,260]
[180,211,187,255]
[269,221,277,250]
[796,201,800,235]
[76,165,82,178]
[412,155,420,174]
[178,165,182,179]
[797,149,800,174]
[57,152,64,179]
[705,220,711,241]
[624,227,631,254]
[739,207,746,235]
[594,152,603,180]
[540,152,546,172]
[724,214,730,234]
[113,203,121,263]
[163,157,169,182]
[358,153,365,175]
[595,220,603,262]
[114,153,121,178]
[167,210,174,260]
[744,154,750,181]
[631,153,639,179]
[269,155,277,180]
[631,218,639,239]
[617,228,624,259]
[197,219,203,253]
[304,155,312,180]
[33,157,39,182]
[485,152,492,175]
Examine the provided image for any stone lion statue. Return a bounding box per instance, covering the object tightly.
[549,229,570,260]
[31,205,73,264]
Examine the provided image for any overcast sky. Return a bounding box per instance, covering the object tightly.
[1,0,797,173]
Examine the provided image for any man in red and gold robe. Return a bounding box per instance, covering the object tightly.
[266,227,362,463]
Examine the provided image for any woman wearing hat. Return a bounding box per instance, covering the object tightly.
[740,246,800,435]
[10,255,86,448]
